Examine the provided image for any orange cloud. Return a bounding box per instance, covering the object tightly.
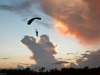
[50,0,100,47]
[54,21,69,35]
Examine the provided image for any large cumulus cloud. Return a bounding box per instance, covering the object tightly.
[20,34,63,70]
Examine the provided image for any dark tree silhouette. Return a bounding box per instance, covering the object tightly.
[0,66,100,75]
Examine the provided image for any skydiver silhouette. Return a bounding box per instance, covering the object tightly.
[35,29,38,37]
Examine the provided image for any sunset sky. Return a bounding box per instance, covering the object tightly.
[0,0,100,70]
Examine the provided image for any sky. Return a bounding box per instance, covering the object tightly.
[0,0,100,70]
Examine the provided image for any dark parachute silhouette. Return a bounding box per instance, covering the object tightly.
[27,17,41,25]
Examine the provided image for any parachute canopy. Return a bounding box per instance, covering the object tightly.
[27,17,41,25]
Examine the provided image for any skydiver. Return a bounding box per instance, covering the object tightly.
[35,29,38,37]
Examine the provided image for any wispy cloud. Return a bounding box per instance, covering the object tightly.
[53,61,69,65]
[1,58,11,59]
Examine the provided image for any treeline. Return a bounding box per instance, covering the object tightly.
[0,66,100,75]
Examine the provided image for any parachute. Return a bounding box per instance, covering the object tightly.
[27,17,41,25]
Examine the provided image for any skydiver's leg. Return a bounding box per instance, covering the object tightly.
[36,32,38,37]
[37,33,38,37]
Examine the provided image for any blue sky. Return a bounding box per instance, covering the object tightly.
[0,0,100,69]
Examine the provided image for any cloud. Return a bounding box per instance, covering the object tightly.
[0,0,36,15]
[1,58,11,59]
[53,61,69,65]
[67,49,100,68]
[84,0,100,15]
[57,58,63,60]
[20,34,63,70]
[76,49,100,68]
[16,64,24,69]
[0,0,54,28]
[85,51,91,53]
[67,63,78,68]
[66,59,71,60]
[66,53,74,55]
[11,62,16,65]
[36,0,100,46]
[18,62,32,66]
